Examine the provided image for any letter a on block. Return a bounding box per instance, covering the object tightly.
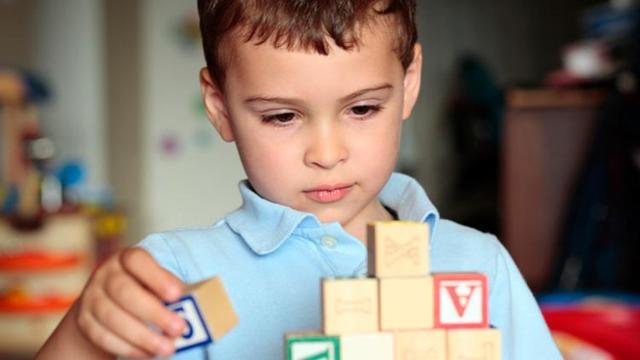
[434,273,488,328]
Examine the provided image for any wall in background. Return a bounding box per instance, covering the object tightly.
[32,0,107,190]
[105,0,144,242]
[139,0,245,236]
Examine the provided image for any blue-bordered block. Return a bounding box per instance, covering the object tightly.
[167,295,213,353]
[286,333,341,360]
[164,276,238,353]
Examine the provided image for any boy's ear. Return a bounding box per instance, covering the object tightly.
[199,68,235,142]
[402,43,423,120]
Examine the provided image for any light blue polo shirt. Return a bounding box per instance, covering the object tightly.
[139,173,561,359]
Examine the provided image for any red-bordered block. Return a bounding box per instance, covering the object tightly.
[434,273,488,329]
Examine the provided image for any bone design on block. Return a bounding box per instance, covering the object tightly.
[335,297,372,315]
[384,236,421,266]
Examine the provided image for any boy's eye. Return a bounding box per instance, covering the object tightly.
[261,112,296,125]
[350,104,382,118]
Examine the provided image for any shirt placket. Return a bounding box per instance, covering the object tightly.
[308,224,367,277]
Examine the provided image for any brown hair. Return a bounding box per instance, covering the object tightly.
[198,0,417,88]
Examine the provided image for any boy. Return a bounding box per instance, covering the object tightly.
[37,0,561,359]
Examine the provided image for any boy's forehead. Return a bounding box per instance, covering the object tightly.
[224,22,404,98]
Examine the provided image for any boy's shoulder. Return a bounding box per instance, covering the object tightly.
[434,218,500,251]
[139,220,235,251]
[142,220,232,242]
[430,218,505,285]
[136,219,246,282]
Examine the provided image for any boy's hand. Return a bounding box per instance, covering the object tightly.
[76,247,187,358]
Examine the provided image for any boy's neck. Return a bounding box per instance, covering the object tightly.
[384,205,399,221]
[343,200,395,244]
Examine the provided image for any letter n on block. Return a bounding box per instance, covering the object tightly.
[433,273,488,329]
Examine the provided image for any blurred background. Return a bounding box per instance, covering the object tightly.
[1,0,639,358]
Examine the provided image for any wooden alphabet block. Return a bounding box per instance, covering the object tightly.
[433,273,488,329]
[367,221,430,277]
[341,332,394,359]
[286,332,341,360]
[166,276,238,352]
[322,278,378,335]
[447,329,501,360]
[394,329,446,360]
[379,276,434,330]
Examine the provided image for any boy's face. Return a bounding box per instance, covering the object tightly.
[201,21,422,233]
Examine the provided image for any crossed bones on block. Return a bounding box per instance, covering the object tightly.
[384,236,421,266]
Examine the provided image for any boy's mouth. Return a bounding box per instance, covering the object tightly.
[303,184,353,203]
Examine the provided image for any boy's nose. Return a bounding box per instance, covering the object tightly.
[304,123,348,170]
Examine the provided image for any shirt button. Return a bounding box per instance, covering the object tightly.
[320,235,337,249]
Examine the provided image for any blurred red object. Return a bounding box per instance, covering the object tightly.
[0,293,75,314]
[0,251,82,271]
[543,303,640,359]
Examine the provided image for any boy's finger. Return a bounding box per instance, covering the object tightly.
[105,271,186,337]
[92,294,176,356]
[78,310,153,359]
[119,247,184,302]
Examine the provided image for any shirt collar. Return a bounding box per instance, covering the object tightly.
[225,172,440,255]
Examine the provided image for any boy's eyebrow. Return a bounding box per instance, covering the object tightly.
[243,83,394,106]
[339,83,393,103]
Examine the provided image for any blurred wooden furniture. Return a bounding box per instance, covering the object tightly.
[501,88,605,291]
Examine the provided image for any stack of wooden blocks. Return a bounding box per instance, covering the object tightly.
[286,221,501,359]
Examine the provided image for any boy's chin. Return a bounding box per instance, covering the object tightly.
[304,205,349,224]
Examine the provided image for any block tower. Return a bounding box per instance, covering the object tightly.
[286,221,501,360]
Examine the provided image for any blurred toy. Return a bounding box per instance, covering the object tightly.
[546,1,640,87]
[0,67,49,105]
[0,66,52,230]
[0,185,18,214]
[552,331,614,360]
[0,70,24,106]
[0,66,50,185]
[93,211,126,265]
[541,293,640,359]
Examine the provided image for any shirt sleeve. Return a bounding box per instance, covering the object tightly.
[136,233,187,281]
[489,239,562,359]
